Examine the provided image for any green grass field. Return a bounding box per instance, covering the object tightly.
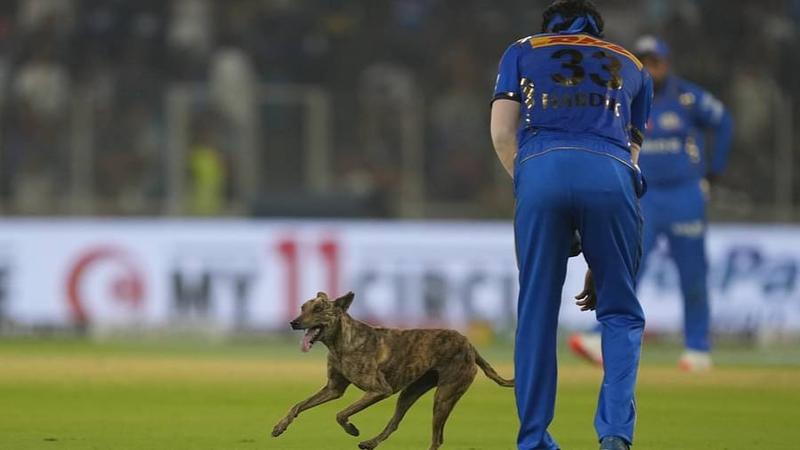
[1,337,799,450]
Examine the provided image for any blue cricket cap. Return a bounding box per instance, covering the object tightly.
[634,35,669,59]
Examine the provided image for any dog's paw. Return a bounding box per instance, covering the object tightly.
[342,422,360,437]
[358,439,378,449]
[271,419,289,437]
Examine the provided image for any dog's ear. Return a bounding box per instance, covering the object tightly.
[333,292,355,311]
[317,291,329,300]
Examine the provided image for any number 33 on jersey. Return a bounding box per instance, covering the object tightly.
[493,33,653,153]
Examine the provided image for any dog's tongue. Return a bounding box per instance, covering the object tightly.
[301,329,314,353]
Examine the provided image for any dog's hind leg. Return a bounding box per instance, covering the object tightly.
[335,390,392,437]
[428,373,475,450]
[358,371,438,450]
[272,370,350,437]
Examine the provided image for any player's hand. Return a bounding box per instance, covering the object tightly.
[574,269,597,312]
[630,143,641,166]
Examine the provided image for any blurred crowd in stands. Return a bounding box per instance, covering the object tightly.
[0,0,797,219]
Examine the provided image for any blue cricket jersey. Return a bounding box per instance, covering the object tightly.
[493,33,653,167]
[638,75,733,186]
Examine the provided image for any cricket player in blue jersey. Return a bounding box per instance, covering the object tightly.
[570,35,733,372]
[490,1,652,449]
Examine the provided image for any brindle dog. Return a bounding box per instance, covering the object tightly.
[271,291,514,450]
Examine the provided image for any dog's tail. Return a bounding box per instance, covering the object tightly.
[473,346,514,387]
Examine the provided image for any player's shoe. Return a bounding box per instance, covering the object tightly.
[568,332,603,366]
[678,350,712,372]
[599,436,630,450]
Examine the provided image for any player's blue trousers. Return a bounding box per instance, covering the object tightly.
[514,148,645,449]
[639,180,710,351]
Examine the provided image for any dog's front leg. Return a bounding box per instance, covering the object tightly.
[272,375,350,437]
[335,390,392,437]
